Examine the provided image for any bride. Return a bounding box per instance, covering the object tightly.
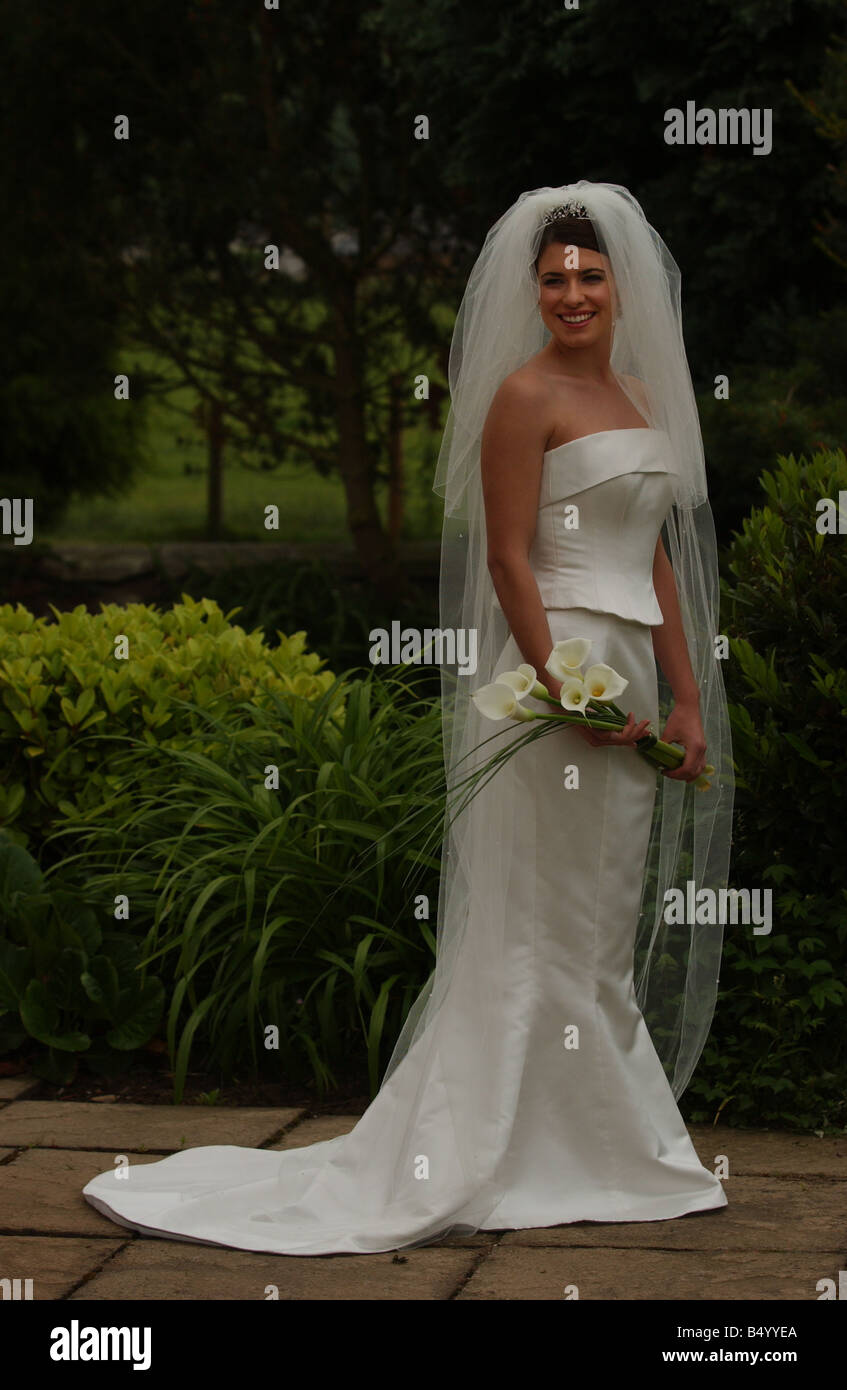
[83,182,734,1254]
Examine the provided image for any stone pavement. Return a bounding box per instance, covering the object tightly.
[0,1074,844,1301]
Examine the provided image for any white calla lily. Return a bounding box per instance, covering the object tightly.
[559,677,590,712]
[544,637,592,680]
[496,664,536,696]
[583,663,629,702]
[497,663,554,702]
[467,635,711,797]
[472,681,536,721]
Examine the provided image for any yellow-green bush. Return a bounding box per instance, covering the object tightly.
[0,593,341,853]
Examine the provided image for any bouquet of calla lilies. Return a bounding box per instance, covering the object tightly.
[471,636,714,791]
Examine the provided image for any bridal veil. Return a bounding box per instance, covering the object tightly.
[384,183,735,1147]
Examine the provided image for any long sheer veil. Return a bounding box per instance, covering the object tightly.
[383,184,734,1202]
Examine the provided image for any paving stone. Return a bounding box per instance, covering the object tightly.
[498,1176,847,1252]
[268,1113,360,1148]
[0,1235,127,1300]
[0,1076,39,1102]
[687,1125,847,1178]
[1,1102,841,1302]
[69,1238,481,1300]
[456,1245,845,1301]
[0,1101,302,1152]
[0,1148,164,1236]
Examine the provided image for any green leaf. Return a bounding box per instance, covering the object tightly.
[171,993,217,1102]
[19,980,90,1051]
[366,974,400,1095]
[30,1047,78,1086]
[105,978,165,1050]
[781,732,827,767]
[80,955,121,1015]
[0,839,43,908]
[0,941,32,1008]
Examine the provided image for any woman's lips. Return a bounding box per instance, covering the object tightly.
[557,311,597,330]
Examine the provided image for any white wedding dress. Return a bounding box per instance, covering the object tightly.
[83,428,727,1253]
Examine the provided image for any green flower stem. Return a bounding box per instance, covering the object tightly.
[530,710,628,735]
[529,697,663,744]
[645,739,686,766]
[527,707,702,781]
[448,698,710,843]
[534,688,564,705]
[479,685,709,787]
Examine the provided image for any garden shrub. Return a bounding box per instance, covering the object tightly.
[684,448,847,1130]
[0,593,342,859]
[0,835,165,1085]
[16,669,445,1099]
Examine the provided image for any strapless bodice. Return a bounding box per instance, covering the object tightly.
[521,428,675,627]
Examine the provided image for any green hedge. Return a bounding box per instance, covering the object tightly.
[684,448,847,1130]
[0,593,341,857]
[1,667,444,1094]
[0,595,357,1086]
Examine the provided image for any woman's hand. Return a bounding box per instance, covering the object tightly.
[575,711,652,749]
[545,679,651,750]
[659,700,707,782]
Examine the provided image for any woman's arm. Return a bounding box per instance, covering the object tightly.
[481,376,651,750]
[482,375,562,699]
[651,536,708,780]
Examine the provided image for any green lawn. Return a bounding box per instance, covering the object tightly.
[41,345,447,545]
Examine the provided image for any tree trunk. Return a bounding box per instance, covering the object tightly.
[387,372,404,541]
[333,313,410,601]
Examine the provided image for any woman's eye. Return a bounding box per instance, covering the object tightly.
[544,274,602,284]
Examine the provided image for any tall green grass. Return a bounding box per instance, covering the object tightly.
[47,668,448,1100]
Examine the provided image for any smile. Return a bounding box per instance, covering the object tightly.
[557,312,596,325]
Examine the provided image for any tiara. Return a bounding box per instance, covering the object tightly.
[541,199,590,225]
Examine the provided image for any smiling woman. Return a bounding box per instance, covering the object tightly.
[481,210,654,458]
[82,182,734,1258]
[536,208,613,335]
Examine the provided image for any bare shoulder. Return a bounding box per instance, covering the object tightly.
[492,362,552,409]
[483,363,553,444]
[620,373,651,415]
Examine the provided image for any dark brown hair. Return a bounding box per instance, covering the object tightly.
[535,215,600,270]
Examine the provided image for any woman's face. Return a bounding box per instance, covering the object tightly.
[536,242,617,350]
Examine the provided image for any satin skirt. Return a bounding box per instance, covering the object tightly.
[478,607,725,1229]
[82,607,726,1255]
